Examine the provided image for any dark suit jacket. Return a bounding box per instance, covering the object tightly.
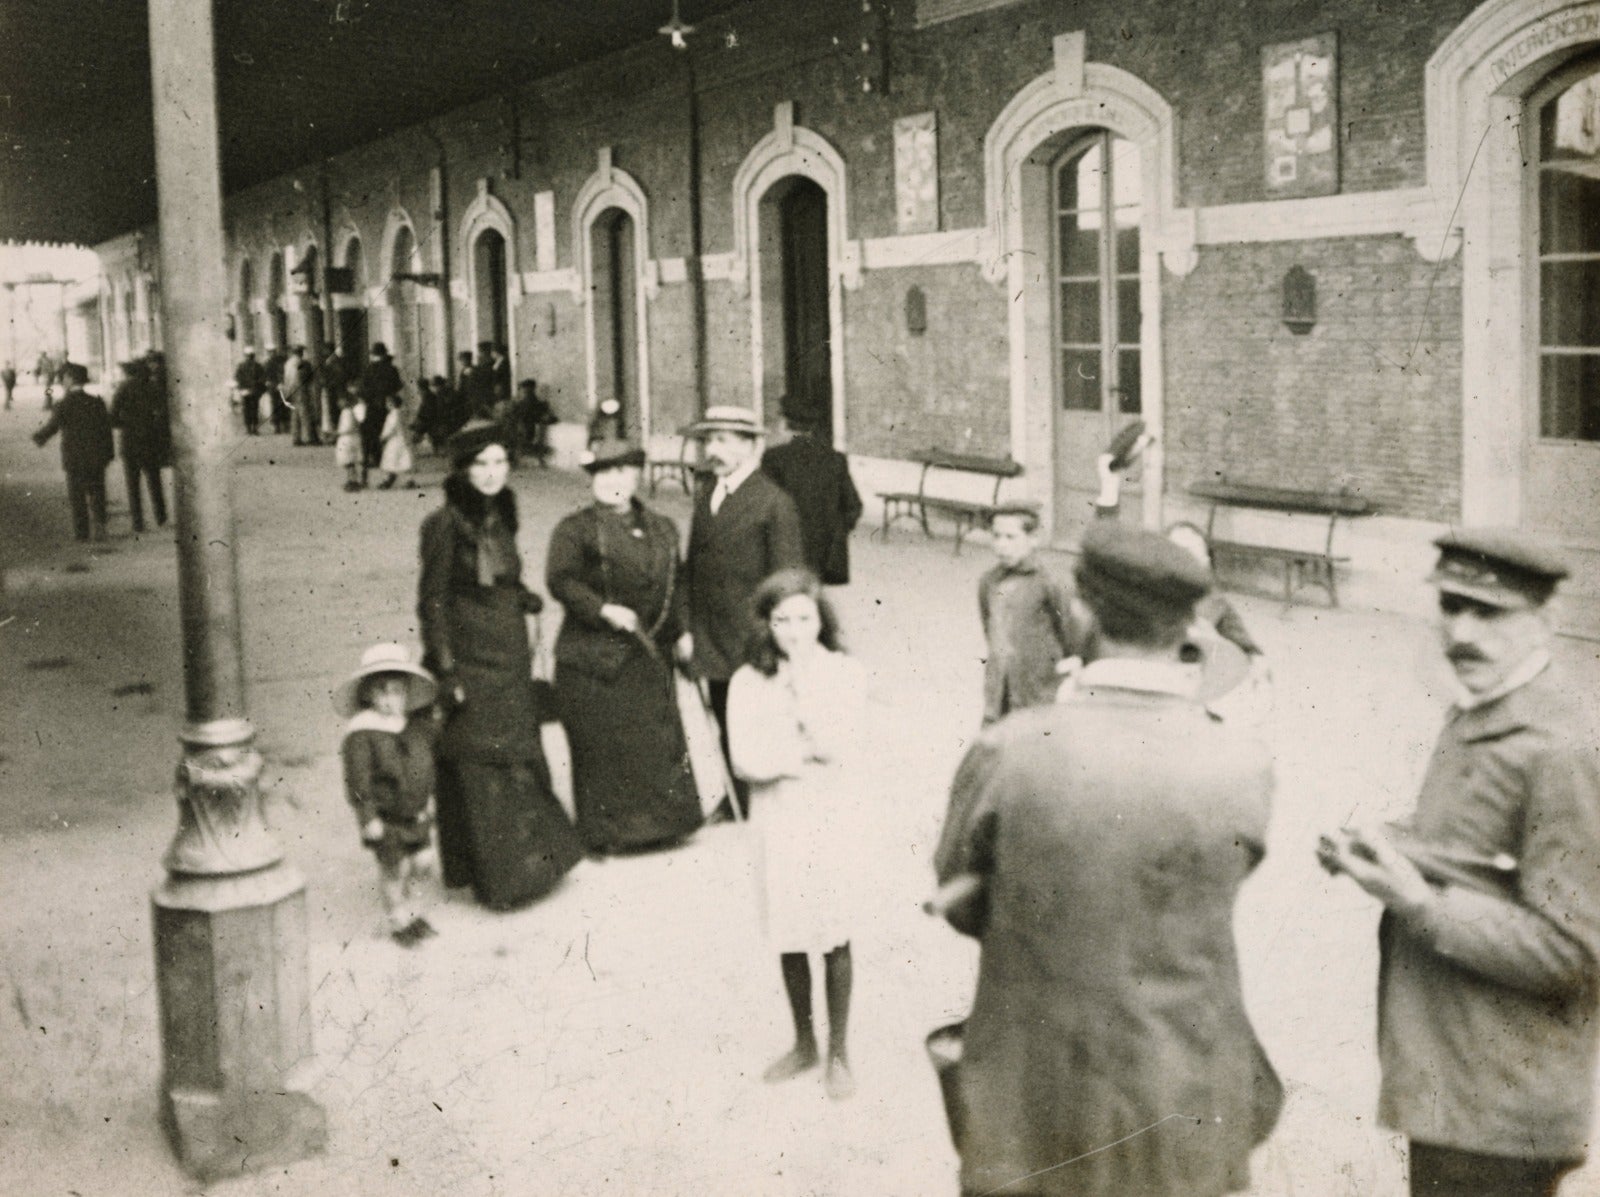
[34,389,114,474]
[685,469,804,680]
[761,433,863,585]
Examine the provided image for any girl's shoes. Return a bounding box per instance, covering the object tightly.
[824,1056,856,1101]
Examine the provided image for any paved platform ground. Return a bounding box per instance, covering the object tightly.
[3,389,1600,1196]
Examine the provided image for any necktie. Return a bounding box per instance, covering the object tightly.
[711,480,729,515]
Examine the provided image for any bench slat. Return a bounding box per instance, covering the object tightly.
[1190,481,1371,517]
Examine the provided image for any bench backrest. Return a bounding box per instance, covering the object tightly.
[913,450,1024,509]
[1205,504,1349,557]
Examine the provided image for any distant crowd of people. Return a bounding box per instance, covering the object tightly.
[233,339,556,492]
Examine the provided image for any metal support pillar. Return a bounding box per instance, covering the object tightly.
[146,0,326,1180]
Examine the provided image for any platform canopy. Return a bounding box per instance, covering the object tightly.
[0,0,740,248]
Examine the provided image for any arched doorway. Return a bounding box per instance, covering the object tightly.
[267,252,289,350]
[1050,130,1143,526]
[589,207,640,437]
[337,236,368,357]
[1524,53,1600,538]
[295,244,327,358]
[757,177,833,441]
[473,228,509,353]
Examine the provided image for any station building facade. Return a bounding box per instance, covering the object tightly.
[98,0,1600,585]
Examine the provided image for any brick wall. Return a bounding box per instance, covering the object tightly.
[151,0,1498,522]
[1164,236,1463,521]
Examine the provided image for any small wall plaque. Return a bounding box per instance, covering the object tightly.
[1282,265,1316,335]
[905,285,928,335]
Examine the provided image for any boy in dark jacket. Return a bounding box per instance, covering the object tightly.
[978,503,1085,724]
[32,363,115,542]
[336,643,440,946]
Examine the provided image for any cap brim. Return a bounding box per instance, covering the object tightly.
[1429,572,1536,611]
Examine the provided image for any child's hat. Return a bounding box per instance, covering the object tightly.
[333,643,437,717]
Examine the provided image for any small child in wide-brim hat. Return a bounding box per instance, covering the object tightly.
[336,642,440,946]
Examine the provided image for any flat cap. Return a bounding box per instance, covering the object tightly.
[1075,521,1211,623]
[1429,526,1568,610]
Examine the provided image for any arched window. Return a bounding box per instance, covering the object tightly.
[1534,56,1600,444]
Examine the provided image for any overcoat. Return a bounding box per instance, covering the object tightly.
[760,433,863,585]
[109,375,171,467]
[546,500,701,851]
[935,659,1281,1197]
[34,388,114,475]
[684,470,804,681]
[1377,665,1600,1162]
[977,555,1083,723]
[417,475,583,906]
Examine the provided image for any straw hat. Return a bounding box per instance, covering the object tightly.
[333,643,437,717]
[686,405,763,438]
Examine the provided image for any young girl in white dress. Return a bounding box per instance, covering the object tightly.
[727,568,868,1100]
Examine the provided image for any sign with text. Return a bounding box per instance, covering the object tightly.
[1263,34,1338,198]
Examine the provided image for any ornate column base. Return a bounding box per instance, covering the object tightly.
[151,721,327,1181]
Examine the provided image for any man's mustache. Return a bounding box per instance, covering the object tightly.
[1446,645,1488,664]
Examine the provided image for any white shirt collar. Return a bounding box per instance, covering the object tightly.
[1066,657,1198,699]
[344,709,407,736]
[1454,648,1550,712]
[716,453,761,498]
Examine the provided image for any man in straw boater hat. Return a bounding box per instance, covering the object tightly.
[683,405,804,820]
[933,521,1282,1197]
[335,642,441,947]
[1320,529,1600,1197]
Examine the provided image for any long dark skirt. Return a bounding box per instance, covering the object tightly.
[557,654,701,853]
[435,754,584,910]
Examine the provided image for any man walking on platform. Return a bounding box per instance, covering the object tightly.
[760,408,862,587]
[2,361,15,409]
[1320,529,1600,1197]
[32,363,115,542]
[684,405,804,819]
[110,359,170,533]
[234,346,265,435]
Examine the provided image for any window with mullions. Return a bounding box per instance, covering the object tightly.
[1538,62,1600,443]
[1056,131,1141,415]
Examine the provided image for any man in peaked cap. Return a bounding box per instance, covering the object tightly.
[934,522,1282,1197]
[683,405,804,819]
[1321,528,1600,1196]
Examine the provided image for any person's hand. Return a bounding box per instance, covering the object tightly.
[411,845,437,877]
[362,817,384,844]
[675,632,694,665]
[1318,826,1433,915]
[600,603,640,633]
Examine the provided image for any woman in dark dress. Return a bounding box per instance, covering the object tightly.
[546,437,702,855]
[418,419,584,908]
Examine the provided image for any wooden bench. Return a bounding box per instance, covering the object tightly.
[877,450,1024,555]
[646,430,695,496]
[1191,480,1374,606]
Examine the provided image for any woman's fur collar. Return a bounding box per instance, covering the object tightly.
[444,471,518,532]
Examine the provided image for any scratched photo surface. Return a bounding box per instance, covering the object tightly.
[5,1,1600,1194]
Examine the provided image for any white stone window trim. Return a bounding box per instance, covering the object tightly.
[1424,0,1600,527]
[571,147,658,438]
[730,101,858,447]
